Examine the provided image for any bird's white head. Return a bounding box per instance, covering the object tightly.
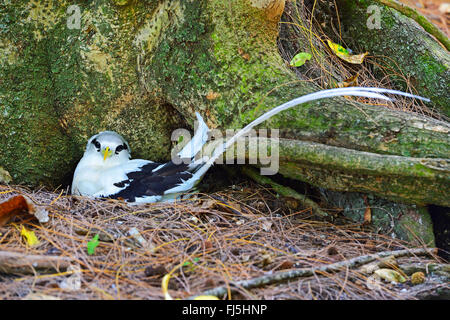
[84,131,131,166]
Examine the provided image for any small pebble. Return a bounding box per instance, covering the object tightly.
[411,271,426,285]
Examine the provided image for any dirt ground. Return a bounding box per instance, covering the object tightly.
[0,177,448,300]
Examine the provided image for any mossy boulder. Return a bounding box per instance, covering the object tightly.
[0,0,449,211]
[0,0,185,186]
[321,189,435,245]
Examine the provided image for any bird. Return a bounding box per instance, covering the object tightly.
[71,112,210,203]
[71,87,429,203]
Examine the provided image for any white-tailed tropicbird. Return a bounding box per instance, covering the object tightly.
[71,87,429,203]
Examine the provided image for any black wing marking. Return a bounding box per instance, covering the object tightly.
[108,161,193,202]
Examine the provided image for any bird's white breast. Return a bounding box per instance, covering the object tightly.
[71,154,152,197]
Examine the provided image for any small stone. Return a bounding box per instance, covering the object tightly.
[439,4,450,14]
[411,271,426,285]
[374,268,406,283]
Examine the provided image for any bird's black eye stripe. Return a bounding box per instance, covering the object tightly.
[92,138,101,151]
[115,144,128,154]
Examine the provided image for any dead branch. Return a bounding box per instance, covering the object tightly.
[188,247,437,299]
[399,262,450,277]
[0,251,72,275]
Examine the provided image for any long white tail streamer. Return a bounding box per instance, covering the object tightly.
[170,87,430,194]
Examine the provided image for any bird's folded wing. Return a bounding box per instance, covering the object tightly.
[100,160,196,202]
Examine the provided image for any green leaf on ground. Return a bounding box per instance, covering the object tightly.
[87,234,100,255]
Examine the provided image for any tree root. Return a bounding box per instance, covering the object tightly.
[187,247,436,299]
[240,166,330,219]
[399,262,450,277]
[378,0,450,50]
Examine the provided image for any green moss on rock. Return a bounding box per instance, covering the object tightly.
[0,2,75,186]
[0,0,184,186]
[321,189,435,245]
[397,206,435,246]
[334,0,450,117]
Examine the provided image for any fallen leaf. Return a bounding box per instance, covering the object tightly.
[87,234,100,255]
[289,52,312,67]
[261,219,273,232]
[277,260,294,270]
[360,255,398,274]
[21,226,39,247]
[374,268,406,283]
[366,274,382,290]
[0,195,49,227]
[127,227,147,248]
[360,262,380,274]
[238,47,250,60]
[327,40,368,64]
[194,295,220,300]
[0,167,12,184]
[378,255,398,269]
[261,254,273,266]
[363,196,372,224]
[206,91,221,100]
[285,198,300,210]
[0,196,27,226]
[201,199,216,209]
[241,53,250,60]
[203,240,213,250]
[337,73,359,88]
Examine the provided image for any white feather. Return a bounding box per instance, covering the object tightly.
[72,87,429,203]
[177,112,210,160]
[169,87,430,190]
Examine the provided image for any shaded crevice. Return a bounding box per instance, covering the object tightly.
[428,205,450,261]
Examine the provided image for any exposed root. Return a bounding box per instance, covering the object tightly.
[241,166,330,219]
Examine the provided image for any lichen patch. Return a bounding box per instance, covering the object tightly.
[25,0,64,40]
[0,39,19,66]
[133,0,184,54]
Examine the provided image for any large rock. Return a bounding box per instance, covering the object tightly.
[321,190,436,246]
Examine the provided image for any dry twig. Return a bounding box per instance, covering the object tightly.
[0,251,72,274]
[188,247,436,299]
